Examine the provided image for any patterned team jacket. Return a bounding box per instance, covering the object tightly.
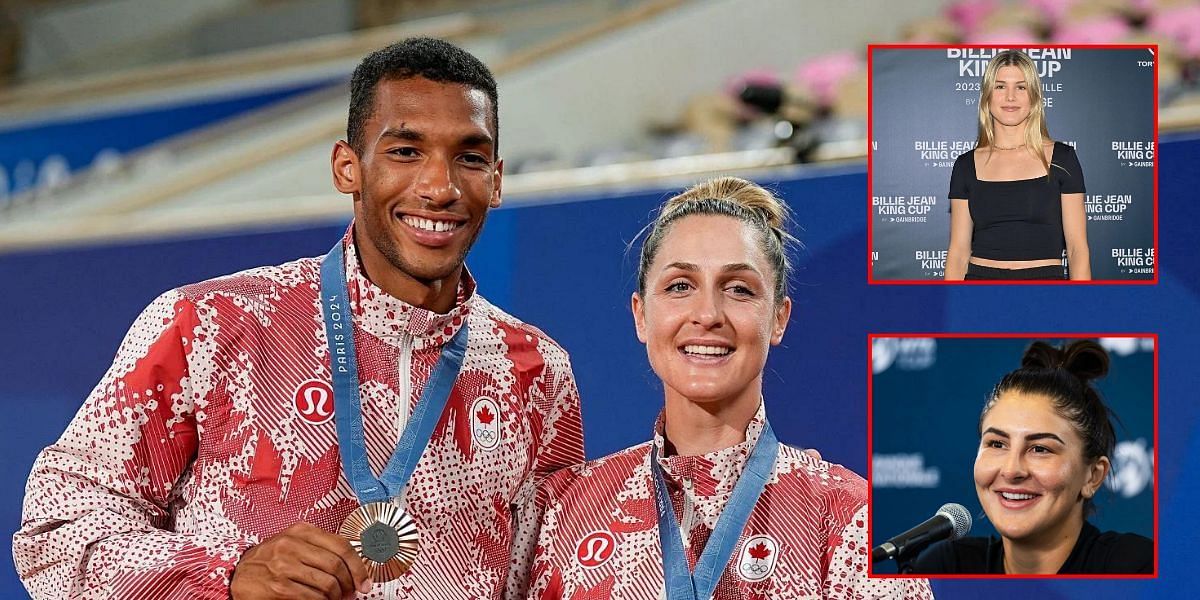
[13,231,585,599]
[526,406,933,599]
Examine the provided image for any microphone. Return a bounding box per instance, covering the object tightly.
[871,503,972,563]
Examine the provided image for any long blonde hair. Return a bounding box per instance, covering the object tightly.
[976,50,1052,174]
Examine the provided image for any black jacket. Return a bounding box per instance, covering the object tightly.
[908,521,1153,574]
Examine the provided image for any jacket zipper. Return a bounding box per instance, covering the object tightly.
[396,333,413,442]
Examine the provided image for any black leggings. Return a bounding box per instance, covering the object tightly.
[965,264,1067,280]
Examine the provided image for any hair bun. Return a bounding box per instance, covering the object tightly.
[1019,340,1109,383]
[1019,341,1061,370]
[663,176,788,233]
[1061,340,1110,383]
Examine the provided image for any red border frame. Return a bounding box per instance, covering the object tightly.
[865,44,1160,286]
[866,333,1159,579]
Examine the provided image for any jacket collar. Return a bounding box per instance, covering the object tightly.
[338,225,474,351]
[649,402,768,528]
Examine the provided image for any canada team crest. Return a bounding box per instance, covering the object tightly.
[293,379,335,425]
[470,397,501,451]
[575,530,616,568]
[737,534,779,582]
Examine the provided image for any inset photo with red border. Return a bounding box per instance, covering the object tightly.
[867,45,1158,284]
[868,334,1157,579]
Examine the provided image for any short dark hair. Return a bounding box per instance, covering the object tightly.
[981,340,1117,515]
[347,37,499,156]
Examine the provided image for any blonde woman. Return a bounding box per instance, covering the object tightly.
[945,50,1090,281]
[523,177,932,599]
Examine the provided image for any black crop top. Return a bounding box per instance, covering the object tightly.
[949,141,1085,261]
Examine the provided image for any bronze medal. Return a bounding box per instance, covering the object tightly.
[340,501,420,582]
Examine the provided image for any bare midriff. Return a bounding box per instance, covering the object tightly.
[969,257,1062,269]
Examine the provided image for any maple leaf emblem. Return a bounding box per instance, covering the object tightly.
[227,432,357,537]
[748,541,771,560]
[476,405,495,424]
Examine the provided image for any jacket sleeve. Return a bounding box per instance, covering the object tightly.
[523,475,569,600]
[13,291,251,600]
[826,505,935,600]
[505,342,585,599]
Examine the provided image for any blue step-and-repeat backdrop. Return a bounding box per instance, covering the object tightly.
[871,47,1156,281]
[1,134,1198,597]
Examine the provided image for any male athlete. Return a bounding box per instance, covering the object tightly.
[15,38,584,600]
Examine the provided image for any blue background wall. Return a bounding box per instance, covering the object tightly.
[0,78,339,204]
[1,135,1197,598]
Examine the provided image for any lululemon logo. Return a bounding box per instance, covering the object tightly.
[470,397,502,451]
[293,380,334,425]
[737,534,779,582]
[575,530,616,568]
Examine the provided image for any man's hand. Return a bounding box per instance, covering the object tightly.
[231,522,372,599]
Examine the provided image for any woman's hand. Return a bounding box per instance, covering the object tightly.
[1062,193,1091,280]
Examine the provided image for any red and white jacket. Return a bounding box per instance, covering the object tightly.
[526,406,932,599]
[14,229,584,599]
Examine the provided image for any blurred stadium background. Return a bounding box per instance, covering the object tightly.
[0,0,1197,597]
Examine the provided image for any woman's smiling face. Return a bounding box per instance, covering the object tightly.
[973,390,1108,546]
[988,65,1033,129]
[632,214,790,408]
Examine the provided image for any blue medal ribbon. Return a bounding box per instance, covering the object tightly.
[652,420,779,600]
[320,241,468,504]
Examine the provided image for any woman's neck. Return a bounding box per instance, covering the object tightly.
[662,387,761,457]
[1001,517,1083,574]
[991,121,1028,150]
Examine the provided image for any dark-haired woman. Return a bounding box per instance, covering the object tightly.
[944,49,1090,281]
[911,341,1152,574]
[520,177,932,598]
